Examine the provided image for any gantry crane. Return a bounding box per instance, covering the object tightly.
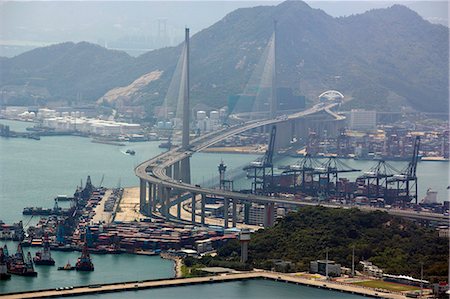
[387,136,421,204]
[244,125,277,195]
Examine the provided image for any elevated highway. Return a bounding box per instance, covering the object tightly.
[135,103,447,227]
[0,271,408,299]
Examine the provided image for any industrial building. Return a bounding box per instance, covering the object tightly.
[310,260,341,277]
[349,109,377,130]
[41,117,142,136]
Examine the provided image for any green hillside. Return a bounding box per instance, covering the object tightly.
[0,1,447,113]
[216,207,448,282]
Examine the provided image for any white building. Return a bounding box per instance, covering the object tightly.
[349,109,376,130]
[38,108,58,119]
[41,116,142,136]
[195,111,221,134]
[360,261,383,278]
[0,106,29,119]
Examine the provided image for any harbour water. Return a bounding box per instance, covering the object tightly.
[0,119,448,296]
[0,241,174,294]
[77,279,367,299]
[0,120,258,223]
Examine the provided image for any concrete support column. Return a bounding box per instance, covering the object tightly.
[165,187,171,221]
[177,198,182,219]
[152,184,157,212]
[173,161,180,181]
[191,193,196,224]
[180,157,191,184]
[166,166,172,179]
[157,184,163,206]
[244,203,251,224]
[200,194,206,225]
[224,198,229,229]
[159,186,165,215]
[232,199,237,227]
[139,178,146,213]
[147,183,153,216]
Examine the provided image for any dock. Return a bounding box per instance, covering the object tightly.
[0,271,410,299]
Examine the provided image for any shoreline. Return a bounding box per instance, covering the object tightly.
[160,252,183,278]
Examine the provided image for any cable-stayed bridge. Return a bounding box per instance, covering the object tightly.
[135,28,446,228]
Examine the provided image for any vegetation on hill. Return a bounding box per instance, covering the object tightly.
[216,207,448,282]
[0,1,447,113]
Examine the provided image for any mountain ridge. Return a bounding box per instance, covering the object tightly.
[0,1,447,113]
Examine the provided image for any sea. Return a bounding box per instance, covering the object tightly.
[0,119,448,296]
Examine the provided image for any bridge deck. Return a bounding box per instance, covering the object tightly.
[135,103,446,225]
[0,271,409,299]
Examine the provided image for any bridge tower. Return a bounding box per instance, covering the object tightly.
[270,20,278,119]
[180,27,191,184]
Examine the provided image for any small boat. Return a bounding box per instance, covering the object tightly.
[58,261,75,271]
[125,149,136,155]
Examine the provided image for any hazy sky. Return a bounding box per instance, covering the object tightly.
[0,1,447,57]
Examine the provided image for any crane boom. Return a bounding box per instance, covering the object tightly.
[407,136,420,177]
[264,125,277,166]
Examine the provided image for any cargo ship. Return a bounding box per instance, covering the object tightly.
[0,248,11,280]
[8,244,37,277]
[75,242,94,271]
[22,207,52,215]
[33,234,55,266]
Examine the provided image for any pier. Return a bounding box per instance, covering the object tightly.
[0,271,410,299]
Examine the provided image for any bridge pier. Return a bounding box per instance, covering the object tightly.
[200,194,206,225]
[274,122,293,150]
[139,178,146,214]
[147,183,153,216]
[224,198,229,229]
[157,184,163,206]
[166,166,172,179]
[244,202,251,224]
[191,193,196,224]
[177,196,182,219]
[180,157,191,184]
[173,161,180,181]
[159,186,165,217]
[152,183,157,212]
[165,187,171,220]
[232,199,237,227]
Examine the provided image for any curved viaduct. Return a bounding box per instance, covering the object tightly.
[135,103,447,228]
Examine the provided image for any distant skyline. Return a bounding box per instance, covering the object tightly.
[0,1,447,57]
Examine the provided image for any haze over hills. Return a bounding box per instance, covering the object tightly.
[0,1,447,114]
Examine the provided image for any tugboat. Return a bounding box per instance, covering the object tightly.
[0,248,11,280]
[75,242,94,271]
[125,149,136,155]
[8,244,37,277]
[57,261,75,271]
[33,234,55,265]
